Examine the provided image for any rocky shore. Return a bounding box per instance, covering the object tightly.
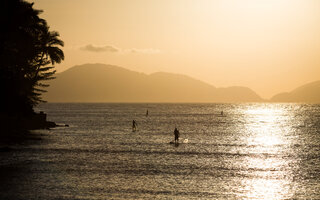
[0,111,57,131]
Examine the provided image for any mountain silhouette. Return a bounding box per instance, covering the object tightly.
[271,80,320,103]
[43,63,263,102]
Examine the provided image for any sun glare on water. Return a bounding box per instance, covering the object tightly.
[239,105,295,199]
[245,106,287,147]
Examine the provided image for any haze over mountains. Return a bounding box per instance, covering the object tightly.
[43,63,320,103]
[43,63,263,103]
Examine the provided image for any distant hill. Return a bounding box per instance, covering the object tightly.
[271,80,320,103]
[43,63,263,102]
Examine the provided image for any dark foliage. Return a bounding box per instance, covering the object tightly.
[0,0,64,117]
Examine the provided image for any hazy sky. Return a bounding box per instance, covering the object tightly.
[32,0,320,99]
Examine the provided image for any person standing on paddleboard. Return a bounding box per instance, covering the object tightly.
[174,127,180,143]
[132,120,137,132]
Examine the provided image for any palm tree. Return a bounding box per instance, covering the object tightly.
[0,0,64,116]
[28,22,64,106]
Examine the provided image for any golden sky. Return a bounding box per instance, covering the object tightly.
[33,0,320,99]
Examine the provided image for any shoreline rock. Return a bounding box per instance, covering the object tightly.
[21,111,57,130]
[0,111,58,131]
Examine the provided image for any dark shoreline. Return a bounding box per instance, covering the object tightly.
[0,112,58,146]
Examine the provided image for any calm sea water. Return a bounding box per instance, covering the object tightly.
[1,103,320,199]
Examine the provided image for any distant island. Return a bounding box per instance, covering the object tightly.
[271,80,320,103]
[43,63,263,103]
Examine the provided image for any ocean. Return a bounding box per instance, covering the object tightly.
[1,103,320,199]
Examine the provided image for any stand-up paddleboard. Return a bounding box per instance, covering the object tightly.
[169,138,189,144]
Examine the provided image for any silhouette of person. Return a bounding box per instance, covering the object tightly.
[146,109,148,117]
[132,120,137,132]
[221,111,223,116]
[174,127,180,143]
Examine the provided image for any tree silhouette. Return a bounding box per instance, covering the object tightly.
[0,0,64,117]
[29,22,64,107]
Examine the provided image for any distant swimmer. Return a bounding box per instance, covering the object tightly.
[174,127,180,144]
[132,120,137,132]
[146,109,149,117]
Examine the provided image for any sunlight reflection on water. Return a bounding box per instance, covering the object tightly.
[240,105,293,199]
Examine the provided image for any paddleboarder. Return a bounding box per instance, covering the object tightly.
[174,127,180,143]
[132,120,137,132]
